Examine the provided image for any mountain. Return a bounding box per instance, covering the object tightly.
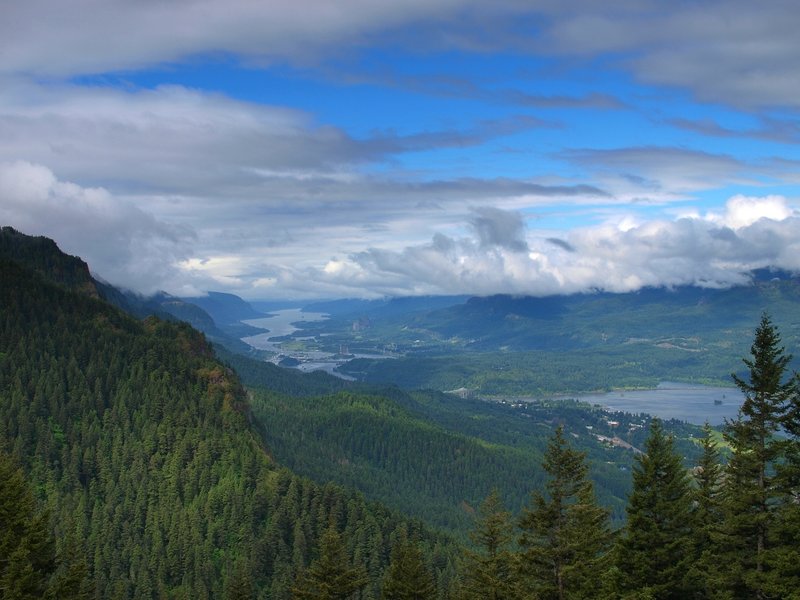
[225,346,706,531]
[303,295,469,319]
[317,280,800,395]
[92,285,263,356]
[183,290,266,324]
[0,225,99,297]
[415,282,800,352]
[0,228,459,597]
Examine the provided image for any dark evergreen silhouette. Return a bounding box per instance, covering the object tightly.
[517,426,612,600]
[685,423,724,596]
[381,536,438,599]
[292,525,369,599]
[719,313,795,597]
[615,419,693,599]
[458,489,517,600]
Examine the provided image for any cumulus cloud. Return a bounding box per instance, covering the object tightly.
[283,199,800,298]
[706,194,793,229]
[470,206,529,252]
[6,181,794,300]
[0,161,195,294]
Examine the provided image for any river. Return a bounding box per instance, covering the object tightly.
[241,308,391,378]
[242,308,329,352]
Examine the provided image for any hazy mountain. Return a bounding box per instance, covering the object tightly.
[183,290,266,324]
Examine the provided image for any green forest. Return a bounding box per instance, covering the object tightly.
[2,227,800,598]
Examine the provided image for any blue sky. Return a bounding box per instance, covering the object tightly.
[2,1,800,299]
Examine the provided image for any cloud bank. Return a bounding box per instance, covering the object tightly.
[305,199,800,298]
[0,161,195,295]
[2,159,797,299]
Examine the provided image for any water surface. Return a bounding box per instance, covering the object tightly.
[573,382,744,425]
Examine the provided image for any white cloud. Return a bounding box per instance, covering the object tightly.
[709,195,793,229]
[2,1,799,301]
[0,0,469,77]
[4,165,797,300]
[0,161,195,294]
[284,200,800,298]
[4,1,800,112]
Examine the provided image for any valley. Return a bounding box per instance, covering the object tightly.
[2,227,799,598]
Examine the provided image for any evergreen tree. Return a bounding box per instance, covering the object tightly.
[224,559,255,600]
[768,372,800,597]
[292,525,369,600]
[459,489,517,600]
[0,451,87,599]
[381,537,437,600]
[686,423,724,597]
[518,426,611,600]
[719,313,792,597]
[615,419,693,599]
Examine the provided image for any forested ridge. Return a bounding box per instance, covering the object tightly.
[0,231,459,598]
[3,227,800,599]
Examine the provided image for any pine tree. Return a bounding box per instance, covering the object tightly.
[718,313,792,597]
[518,426,611,600]
[615,419,693,599]
[381,537,437,600]
[292,525,369,600]
[459,488,517,600]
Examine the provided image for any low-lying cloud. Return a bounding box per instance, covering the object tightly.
[302,199,800,298]
[3,165,798,300]
[0,161,196,294]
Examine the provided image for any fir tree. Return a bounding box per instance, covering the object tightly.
[719,313,792,597]
[0,451,87,599]
[381,537,437,600]
[459,488,517,600]
[615,419,693,599]
[292,525,369,600]
[767,371,800,597]
[518,426,611,600]
[686,423,724,597]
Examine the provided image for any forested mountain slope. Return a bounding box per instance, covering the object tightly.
[226,348,703,531]
[0,229,458,598]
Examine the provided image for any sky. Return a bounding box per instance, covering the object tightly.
[2,0,800,300]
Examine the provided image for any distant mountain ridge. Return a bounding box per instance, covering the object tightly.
[183,290,267,324]
[408,276,800,352]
